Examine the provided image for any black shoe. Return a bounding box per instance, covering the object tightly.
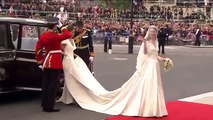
[43,108,60,112]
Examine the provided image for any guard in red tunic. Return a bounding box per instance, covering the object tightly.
[35,16,72,112]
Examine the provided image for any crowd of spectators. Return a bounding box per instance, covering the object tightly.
[0,0,213,45]
[0,0,211,21]
[82,19,213,45]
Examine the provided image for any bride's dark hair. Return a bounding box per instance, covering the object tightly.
[144,25,158,41]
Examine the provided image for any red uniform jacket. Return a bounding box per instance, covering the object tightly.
[35,29,72,69]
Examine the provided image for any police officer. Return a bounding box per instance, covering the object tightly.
[104,25,113,54]
[158,27,167,54]
[35,16,72,112]
[164,24,173,45]
[73,20,94,71]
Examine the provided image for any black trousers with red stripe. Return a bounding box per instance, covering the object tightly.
[41,68,61,110]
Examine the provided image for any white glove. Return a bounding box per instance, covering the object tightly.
[61,25,68,31]
[57,20,63,28]
[89,57,94,62]
[38,65,43,69]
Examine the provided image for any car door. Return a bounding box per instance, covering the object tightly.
[0,23,16,91]
[14,25,44,90]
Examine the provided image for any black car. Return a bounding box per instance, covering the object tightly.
[0,17,50,94]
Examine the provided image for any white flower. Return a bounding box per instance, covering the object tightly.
[164,58,173,72]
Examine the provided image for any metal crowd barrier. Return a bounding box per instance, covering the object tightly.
[93,31,213,46]
[201,35,213,45]
[92,31,141,45]
[169,34,213,46]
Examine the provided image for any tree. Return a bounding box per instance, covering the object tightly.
[102,0,112,7]
[99,0,131,9]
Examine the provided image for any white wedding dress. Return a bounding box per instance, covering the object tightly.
[58,39,168,117]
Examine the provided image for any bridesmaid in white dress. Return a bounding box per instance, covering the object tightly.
[58,25,168,117]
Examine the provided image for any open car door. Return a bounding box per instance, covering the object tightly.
[0,23,16,92]
[14,25,45,90]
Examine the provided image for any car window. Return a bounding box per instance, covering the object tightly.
[0,24,8,49]
[21,25,39,51]
[39,27,47,35]
[11,24,20,49]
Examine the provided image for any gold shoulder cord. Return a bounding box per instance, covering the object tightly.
[37,49,42,55]
[73,30,87,44]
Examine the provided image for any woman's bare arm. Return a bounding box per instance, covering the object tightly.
[143,42,148,54]
[158,55,166,61]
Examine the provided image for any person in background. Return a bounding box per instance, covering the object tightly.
[164,24,173,45]
[104,25,113,54]
[194,24,202,46]
[158,27,167,54]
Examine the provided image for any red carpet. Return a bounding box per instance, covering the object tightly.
[105,101,213,120]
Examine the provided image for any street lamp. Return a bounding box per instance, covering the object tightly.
[128,0,134,54]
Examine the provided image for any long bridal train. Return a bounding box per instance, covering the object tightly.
[58,39,168,117]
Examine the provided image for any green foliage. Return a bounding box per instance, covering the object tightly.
[112,0,131,9]
[0,12,7,17]
[98,0,131,9]
[197,19,206,24]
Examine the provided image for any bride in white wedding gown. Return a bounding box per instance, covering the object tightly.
[58,25,168,117]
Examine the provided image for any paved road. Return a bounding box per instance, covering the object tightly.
[0,45,213,120]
